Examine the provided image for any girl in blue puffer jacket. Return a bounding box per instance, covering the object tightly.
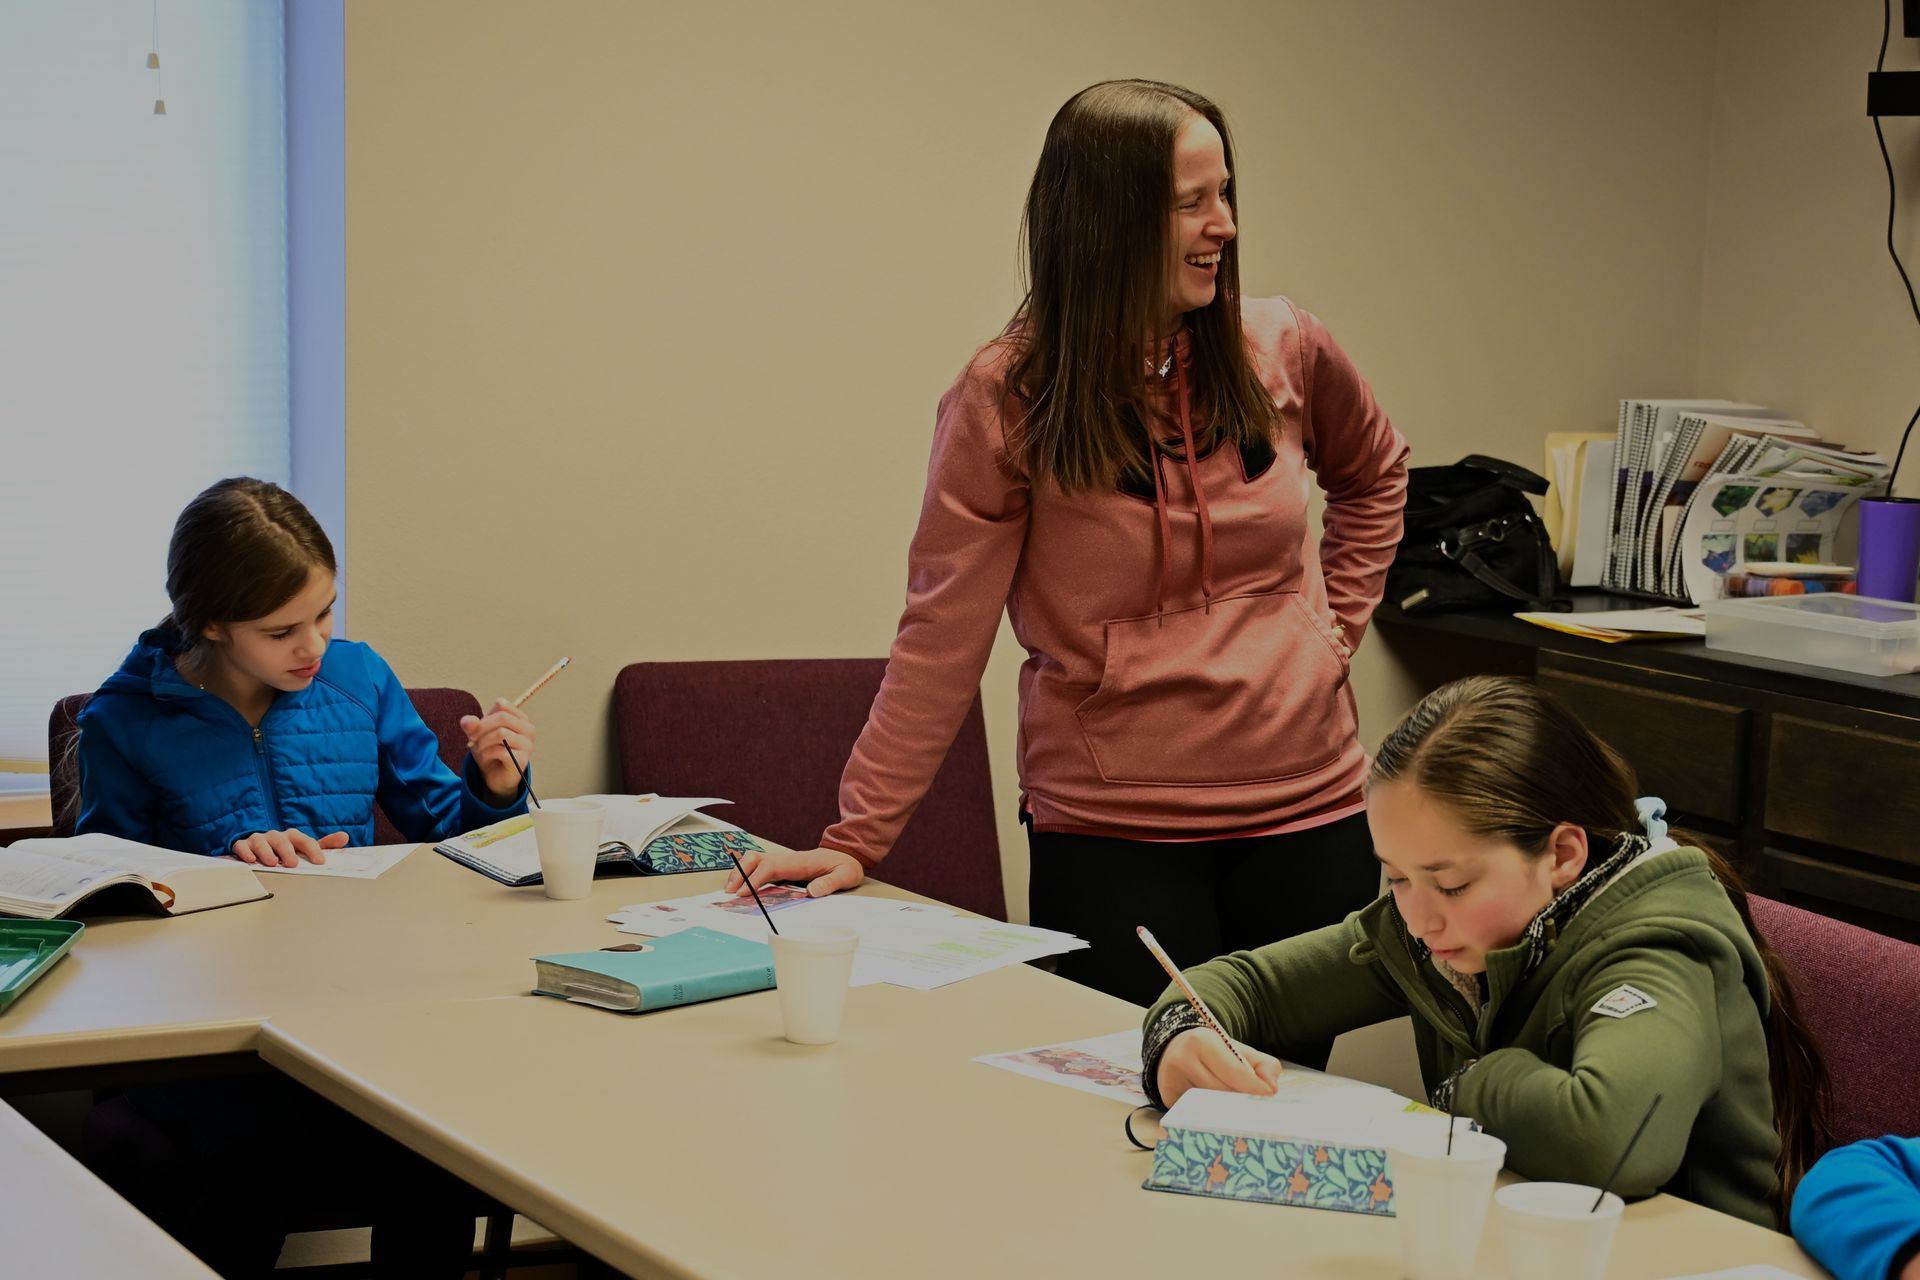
[76,475,534,863]
[74,476,536,1278]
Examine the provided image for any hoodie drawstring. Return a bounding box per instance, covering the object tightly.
[1146,355,1216,625]
[1150,448,1174,626]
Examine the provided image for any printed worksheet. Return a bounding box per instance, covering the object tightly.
[974,1030,1149,1106]
[233,844,417,879]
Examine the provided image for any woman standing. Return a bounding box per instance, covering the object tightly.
[731,80,1407,1017]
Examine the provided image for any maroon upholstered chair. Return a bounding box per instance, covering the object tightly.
[1747,895,1920,1151]
[372,687,483,845]
[613,659,1006,921]
[51,688,481,846]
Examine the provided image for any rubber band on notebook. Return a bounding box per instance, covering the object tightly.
[1125,1104,1163,1151]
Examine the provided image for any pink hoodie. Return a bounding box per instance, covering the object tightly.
[822,297,1409,867]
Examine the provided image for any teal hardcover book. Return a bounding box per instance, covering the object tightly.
[532,926,775,1013]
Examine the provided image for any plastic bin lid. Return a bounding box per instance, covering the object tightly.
[1705,593,1920,634]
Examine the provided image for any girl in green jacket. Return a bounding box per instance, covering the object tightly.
[1142,675,1829,1227]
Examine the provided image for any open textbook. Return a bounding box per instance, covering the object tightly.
[435,795,761,887]
[0,833,269,919]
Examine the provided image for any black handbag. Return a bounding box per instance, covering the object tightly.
[1387,455,1566,615]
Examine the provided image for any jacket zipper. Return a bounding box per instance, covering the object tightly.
[252,726,282,829]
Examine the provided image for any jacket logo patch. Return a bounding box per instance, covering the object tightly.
[1590,984,1658,1019]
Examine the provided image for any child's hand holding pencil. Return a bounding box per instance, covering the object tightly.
[1153,1025,1283,1108]
[1138,925,1282,1108]
[462,657,565,806]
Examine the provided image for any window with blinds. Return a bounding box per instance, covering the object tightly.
[0,1,290,765]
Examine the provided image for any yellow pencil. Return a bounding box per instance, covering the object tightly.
[510,656,570,708]
[1136,925,1253,1073]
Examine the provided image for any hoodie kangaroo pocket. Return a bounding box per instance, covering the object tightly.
[1074,590,1353,786]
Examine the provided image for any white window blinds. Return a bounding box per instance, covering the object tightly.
[0,0,289,761]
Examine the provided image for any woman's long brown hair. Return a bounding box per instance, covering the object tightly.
[1371,675,1832,1221]
[1002,80,1276,494]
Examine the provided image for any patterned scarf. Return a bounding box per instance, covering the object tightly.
[1406,829,1651,989]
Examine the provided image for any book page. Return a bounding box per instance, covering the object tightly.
[0,846,147,914]
[974,1030,1150,1106]
[575,795,736,847]
[436,814,540,882]
[12,833,210,878]
[236,844,416,880]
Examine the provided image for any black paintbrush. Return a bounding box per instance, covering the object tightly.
[725,850,779,936]
[1593,1093,1663,1212]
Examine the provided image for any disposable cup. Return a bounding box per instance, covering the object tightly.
[531,799,604,900]
[1495,1181,1624,1280]
[769,925,859,1044]
[1385,1116,1507,1280]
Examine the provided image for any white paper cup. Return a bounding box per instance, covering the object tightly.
[1385,1117,1507,1280]
[1495,1181,1624,1280]
[769,925,859,1045]
[531,799,604,900]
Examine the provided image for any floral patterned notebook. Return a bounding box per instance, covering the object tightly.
[1143,1076,1436,1215]
[1145,1126,1397,1215]
[627,828,763,874]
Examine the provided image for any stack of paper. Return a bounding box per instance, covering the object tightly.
[1512,606,1705,643]
[608,890,1089,990]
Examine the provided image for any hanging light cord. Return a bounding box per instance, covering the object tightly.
[1875,0,1920,493]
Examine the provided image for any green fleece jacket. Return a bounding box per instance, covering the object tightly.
[1144,845,1783,1228]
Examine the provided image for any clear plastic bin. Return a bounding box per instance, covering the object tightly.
[1703,594,1920,676]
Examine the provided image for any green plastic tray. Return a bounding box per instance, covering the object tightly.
[0,919,84,1014]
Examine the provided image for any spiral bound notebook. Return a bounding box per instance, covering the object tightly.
[435,795,762,887]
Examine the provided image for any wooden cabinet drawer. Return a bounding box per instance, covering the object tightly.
[1537,670,1749,823]
[1758,848,1920,926]
[1766,716,1920,867]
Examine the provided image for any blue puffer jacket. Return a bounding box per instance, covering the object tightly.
[1791,1135,1920,1280]
[76,629,528,856]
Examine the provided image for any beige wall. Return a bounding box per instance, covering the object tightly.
[1698,0,1920,480]
[344,1,1720,920]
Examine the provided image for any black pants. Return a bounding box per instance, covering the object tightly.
[87,1074,483,1280]
[1027,811,1378,1068]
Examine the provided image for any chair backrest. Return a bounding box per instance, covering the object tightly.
[51,688,479,846]
[613,659,1005,921]
[48,693,90,837]
[1747,894,1920,1150]
[373,687,482,845]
